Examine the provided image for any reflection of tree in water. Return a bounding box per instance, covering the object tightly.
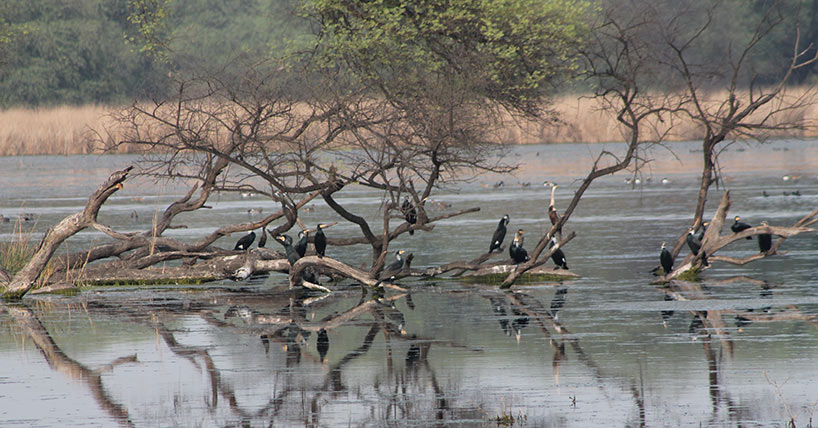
[660,275,818,425]
[2,304,138,428]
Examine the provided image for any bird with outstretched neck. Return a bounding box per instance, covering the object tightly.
[489,215,509,253]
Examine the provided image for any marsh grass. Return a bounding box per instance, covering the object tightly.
[2,87,817,156]
[0,218,58,288]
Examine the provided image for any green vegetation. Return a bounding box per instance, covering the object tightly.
[462,272,574,285]
[1,0,815,107]
[677,267,701,282]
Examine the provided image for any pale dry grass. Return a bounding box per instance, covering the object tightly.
[2,86,817,156]
[0,105,129,156]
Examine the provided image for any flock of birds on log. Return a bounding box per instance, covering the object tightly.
[231,178,781,283]
[660,215,774,275]
[230,184,574,284]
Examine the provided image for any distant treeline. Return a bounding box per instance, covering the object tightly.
[0,0,816,107]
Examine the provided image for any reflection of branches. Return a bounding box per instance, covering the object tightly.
[2,304,137,427]
[489,290,647,425]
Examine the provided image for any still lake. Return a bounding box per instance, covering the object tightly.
[1,140,817,427]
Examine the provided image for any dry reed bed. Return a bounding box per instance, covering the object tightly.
[2,88,817,156]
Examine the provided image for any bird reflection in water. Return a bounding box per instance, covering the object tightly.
[317,328,329,364]
[550,288,567,320]
[661,294,675,328]
[489,296,511,336]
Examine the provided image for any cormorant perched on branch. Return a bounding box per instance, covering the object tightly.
[276,234,318,283]
[257,228,267,248]
[386,249,406,272]
[758,221,772,253]
[686,227,708,266]
[489,215,509,252]
[294,230,308,258]
[402,196,418,235]
[731,216,752,239]
[546,183,562,238]
[275,234,300,266]
[660,241,673,275]
[549,236,569,270]
[314,224,327,257]
[234,231,256,250]
[509,229,529,264]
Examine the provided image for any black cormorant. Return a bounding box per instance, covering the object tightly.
[758,221,772,253]
[234,231,256,251]
[686,227,708,266]
[509,229,529,264]
[489,215,509,252]
[660,241,673,275]
[386,249,406,272]
[257,228,267,248]
[402,196,418,235]
[731,216,752,239]
[314,224,327,257]
[294,230,308,258]
[549,236,569,270]
[275,234,300,265]
[276,234,318,283]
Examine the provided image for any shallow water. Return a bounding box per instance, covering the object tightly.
[1,140,818,427]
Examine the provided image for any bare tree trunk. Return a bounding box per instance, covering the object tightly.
[2,167,133,300]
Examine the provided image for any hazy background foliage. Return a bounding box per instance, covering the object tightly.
[0,0,816,107]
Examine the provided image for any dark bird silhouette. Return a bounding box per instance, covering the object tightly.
[317,328,329,363]
[660,241,673,275]
[275,234,300,265]
[686,227,708,266]
[509,229,529,264]
[489,215,509,252]
[257,228,267,248]
[402,196,418,235]
[758,221,772,253]
[549,236,569,270]
[314,224,327,257]
[276,234,318,283]
[731,216,752,239]
[294,230,308,257]
[234,231,256,251]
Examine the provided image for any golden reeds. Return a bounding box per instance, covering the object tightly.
[1,87,816,156]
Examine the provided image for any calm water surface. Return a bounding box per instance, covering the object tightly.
[1,140,818,427]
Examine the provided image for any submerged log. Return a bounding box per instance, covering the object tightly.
[464,264,579,284]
